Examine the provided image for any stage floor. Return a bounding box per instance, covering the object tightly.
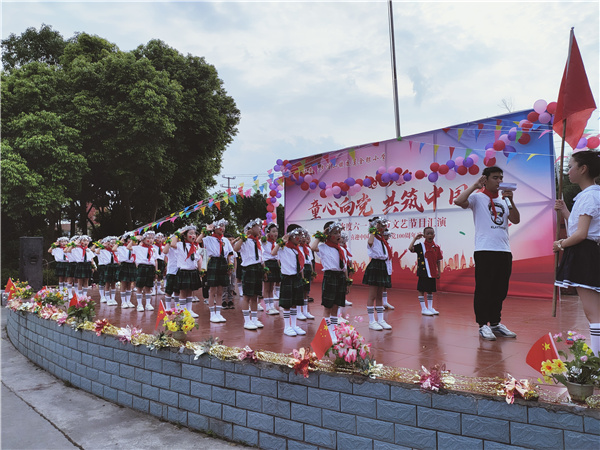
[86,284,592,387]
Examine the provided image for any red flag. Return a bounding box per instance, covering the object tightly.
[155,300,167,330]
[69,291,78,308]
[526,332,559,373]
[5,278,15,300]
[310,319,335,360]
[553,30,597,149]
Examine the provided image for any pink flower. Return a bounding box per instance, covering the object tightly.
[580,355,588,362]
[345,349,357,363]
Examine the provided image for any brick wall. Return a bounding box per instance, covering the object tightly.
[6,309,599,449]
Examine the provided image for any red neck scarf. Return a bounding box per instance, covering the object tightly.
[375,235,392,259]
[156,242,163,254]
[325,240,345,269]
[482,187,499,221]
[215,234,224,256]
[109,249,119,264]
[80,244,88,262]
[267,236,276,243]
[250,235,261,259]
[285,241,305,268]
[301,244,310,258]
[142,243,153,261]
[341,243,352,259]
[185,241,198,260]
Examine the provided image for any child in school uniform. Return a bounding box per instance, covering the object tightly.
[200,219,235,323]
[362,216,393,331]
[65,236,80,298]
[95,236,119,306]
[170,225,202,318]
[115,233,137,308]
[129,231,159,312]
[222,234,238,310]
[272,226,307,336]
[310,220,348,329]
[48,237,70,295]
[340,230,353,308]
[262,222,281,316]
[409,227,443,315]
[161,234,181,310]
[233,218,266,330]
[68,235,95,298]
[153,233,167,295]
[299,229,315,320]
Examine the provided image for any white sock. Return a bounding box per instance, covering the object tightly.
[111,289,116,300]
[367,306,375,322]
[283,310,291,328]
[165,295,172,309]
[125,290,131,303]
[590,323,600,356]
[427,294,433,310]
[419,295,427,311]
[375,306,384,322]
[303,304,308,315]
[243,309,250,324]
[290,308,297,327]
[146,295,152,307]
[330,316,338,326]
[383,291,388,304]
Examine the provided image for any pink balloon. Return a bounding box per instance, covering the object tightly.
[485,149,495,159]
[325,188,333,197]
[455,157,464,166]
[533,99,547,114]
[378,166,387,174]
[499,134,510,145]
[445,170,457,180]
[470,154,479,164]
[386,166,395,174]
[332,186,342,195]
[304,174,313,183]
[538,112,551,124]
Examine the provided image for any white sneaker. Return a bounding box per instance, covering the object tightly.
[210,313,221,323]
[304,311,315,319]
[107,299,118,306]
[145,304,154,311]
[100,297,107,303]
[383,303,395,310]
[121,302,129,309]
[253,318,264,328]
[203,298,209,305]
[267,308,279,315]
[192,296,200,302]
[136,304,144,312]
[284,326,297,336]
[158,289,166,295]
[244,322,258,330]
[345,300,353,306]
[189,310,199,319]
[257,304,264,311]
[378,319,392,330]
[369,321,383,331]
[293,326,306,335]
[127,301,135,308]
[479,325,497,341]
[491,323,517,338]
[428,307,439,315]
[421,309,434,316]
[297,312,307,321]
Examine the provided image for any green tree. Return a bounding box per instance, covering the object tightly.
[1,24,66,72]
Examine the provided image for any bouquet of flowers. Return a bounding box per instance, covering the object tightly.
[326,322,372,369]
[163,308,198,334]
[67,296,96,325]
[540,331,600,387]
[33,287,66,307]
[11,281,34,300]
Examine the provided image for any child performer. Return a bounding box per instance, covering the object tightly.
[161,234,181,310]
[262,222,281,315]
[69,235,95,298]
[48,237,70,295]
[200,219,234,323]
[299,229,316,319]
[170,225,202,318]
[65,236,80,298]
[115,233,136,308]
[233,218,265,330]
[129,231,159,312]
[95,236,119,306]
[409,227,443,315]
[310,220,348,329]
[273,226,307,336]
[153,233,167,295]
[382,230,394,310]
[221,234,237,310]
[340,230,353,308]
[362,216,393,330]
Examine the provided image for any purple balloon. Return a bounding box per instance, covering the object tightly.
[318,181,327,189]
[446,160,456,169]
[283,170,290,177]
[345,177,356,186]
[286,163,292,169]
[266,212,273,219]
[507,130,517,141]
[270,197,277,203]
[576,137,587,149]
[274,165,281,172]
[276,192,281,198]
[503,145,516,157]
[334,193,342,199]
[340,191,347,196]
[463,157,474,168]
[297,176,304,183]
[484,142,494,150]
[381,173,391,183]
[276,159,283,166]
[363,178,372,187]
[403,173,412,182]
[428,172,439,183]
[309,182,317,190]
[391,172,400,181]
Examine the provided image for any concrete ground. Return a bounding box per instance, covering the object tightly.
[0,310,248,450]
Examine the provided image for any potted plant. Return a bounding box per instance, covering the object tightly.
[163,308,198,341]
[540,331,600,402]
[325,320,372,369]
[67,296,96,327]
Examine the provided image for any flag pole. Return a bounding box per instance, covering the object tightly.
[388,0,401,139]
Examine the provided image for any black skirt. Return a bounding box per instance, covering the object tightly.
[555,239,600,291]
[362,259,392,288]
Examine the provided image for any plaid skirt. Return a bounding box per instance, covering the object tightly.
[206,257,230,287]
[279,273,305,309]
[321,270,347,308]
[54,261,69,278]
[417,276,437,293]
[177,269,201,291]
[136,264,156,288]
[104,263,119,283]
[157,259,166,278]
[303,263,313,294]
[67,262,77,278]
[165,273,179,295]
[362,259,392,288]
[74,262,93,279]
[264,260,282,283]
[97,265,107,284]
[118,262,137,282]
[556,239,600,291]
[242,263,264,297]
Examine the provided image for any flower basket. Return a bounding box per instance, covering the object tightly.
[172,330,186,342]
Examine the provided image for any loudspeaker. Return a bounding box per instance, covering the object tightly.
[19,237,44,291]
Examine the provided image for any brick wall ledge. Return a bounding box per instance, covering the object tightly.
[6,308,599,449]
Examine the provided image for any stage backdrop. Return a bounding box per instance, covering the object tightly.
[284,110,556,299]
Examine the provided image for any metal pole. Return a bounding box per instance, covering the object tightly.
[388,0,401,139]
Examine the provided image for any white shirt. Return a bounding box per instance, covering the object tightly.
[165,246,180,275]
[262,240,279,261]
[97,249,112,266]
[279,246,301,276]
[70,246,95,263]
[51,247,67,262]
[132,244,157,266]
[317,243,346,272]
[239,238,263,267]
[467,191,511,252]
[203,235,234,259]
[176,241,201,271]
[117,245,136,264]
[568,185,600,243]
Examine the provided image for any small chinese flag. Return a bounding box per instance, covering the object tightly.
[5,278,15,300]
[311,319,334,360]
[69,291,78,308]
[155,300,167,330]
[526,332,559,373]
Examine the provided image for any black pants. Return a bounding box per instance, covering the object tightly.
[474,251,512,327]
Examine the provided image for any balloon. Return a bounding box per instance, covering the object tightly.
[304,174,313,183]
[363,178,372,187]
[445,170,456,180]
[522,121,533,131]
[297,175,304,184]
[484,156,496,167]
[486,149,495,158]
[381,173,391,183]
[446,159,456,169]
[271,213,276,220]
[546,101,557,115]
[277,184,284,191]
[355,178,363,186]
[485,142,494,150]
[276,159,283,166]
[285,163,292,169]
[403,173,412,181]
[463,157,474,168]
[527,111,540,123]
[325,188,333,196]
[507,128,517,141]
[576,137,587,149]
[267,204,274,212]
[470,154,479,164]
[283,170,291,178]
[415,170,426,180]
[274,200,279,207]
[457,166,468,175]
[455,156,465,166]
[538,112,551,124]
[318,181,327,189]
[533,99,547,114]
[320,190,327,198]
[387,166,396,174]
[341,183,350,192]
[493,140,506,151]
[340,191,347,196]
[503,145,516,158]
[428,172,439,183]
[276,192,282,198]
[270,197,277,203]
[269,190,276,197]
[395,167,403,175]
[309,182,317,190]
[332,186,341,195]
[468,165,480,175]
[266,212,273,219]
[499,134,510,145]
[518,133,531,145]
[438,164,449,175]
[391,172,400,182]
[334,193,342,199]
[587,136,599,149]
[518,119,528,127]
[430,162,440,172]
[274,165,281,172]
[378,166,387,174]
[345,177,355,186]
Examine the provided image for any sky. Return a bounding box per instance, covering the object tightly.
[3,1,599,191]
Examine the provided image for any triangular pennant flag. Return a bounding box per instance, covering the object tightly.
[215,201,221,211]
[457,129,464,141]
[506,152,518,164]
[433,144,440,156]
[478,123,485,130]
[311,319,334,360]
[538,129,552,139]
[267,169,273,175]
[230,194,237,204]
[69,291,78,308]
[442,127,450,133]
[349,149,356,162]
[409,141,413,151]
[465,148,473,158]
[475,130,481,141]
[419,142,425,153]
[330,157,337,166]
[526,333,559,373]
[5,278,15,300]
[449,147,455,158]
[200,206,206,215]
[223,195,229,205]
[155,300,167,330]
[526,153,539,161]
